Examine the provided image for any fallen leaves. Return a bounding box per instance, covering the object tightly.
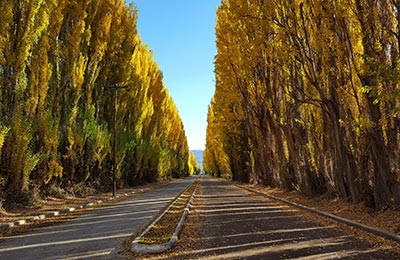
[138,182,197,245]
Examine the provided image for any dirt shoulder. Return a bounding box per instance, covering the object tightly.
[238,182,400,253]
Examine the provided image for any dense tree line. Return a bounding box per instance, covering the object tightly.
[204,0,400,210]
[0,0,194,207]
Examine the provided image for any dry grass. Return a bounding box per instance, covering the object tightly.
[123,182,204,260]
[138,182,197,245]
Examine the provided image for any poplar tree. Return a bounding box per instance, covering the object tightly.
[0,0,192,206]
[205,0,400,210]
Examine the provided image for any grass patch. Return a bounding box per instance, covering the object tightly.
[139,181,197,245]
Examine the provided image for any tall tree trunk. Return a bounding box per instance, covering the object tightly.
[355,0,398,209]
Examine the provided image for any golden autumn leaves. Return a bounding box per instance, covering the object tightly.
[0,0,196,206]
[205,0,400,210]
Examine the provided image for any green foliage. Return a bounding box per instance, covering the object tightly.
[33,110,62,186]
[0,0,191,207]
[190,152,201,175]
[0,124,10,157]
[81,106,111,180]
[0,116,38,194]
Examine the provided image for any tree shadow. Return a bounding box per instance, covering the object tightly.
[169,178,399,260]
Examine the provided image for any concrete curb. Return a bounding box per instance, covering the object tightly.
[238,185,400,243]
[0,191,137,232]
[131,181,198,255]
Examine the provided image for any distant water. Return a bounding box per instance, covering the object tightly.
[191,150,204,169]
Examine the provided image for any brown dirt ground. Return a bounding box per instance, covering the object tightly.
[240,182,400,254]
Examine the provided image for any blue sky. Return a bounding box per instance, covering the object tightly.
[131,0,220,150]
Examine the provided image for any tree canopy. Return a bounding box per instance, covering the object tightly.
[204,0,400,210]
[0,0,193,206]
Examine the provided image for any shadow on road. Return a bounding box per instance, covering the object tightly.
[171,178,399,260]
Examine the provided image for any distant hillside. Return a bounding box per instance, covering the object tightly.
[191,150,204,169]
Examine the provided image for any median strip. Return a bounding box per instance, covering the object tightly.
[131,180,198,255]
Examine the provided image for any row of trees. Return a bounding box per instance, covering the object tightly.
[0,0,196,206]
[204,0,400,210]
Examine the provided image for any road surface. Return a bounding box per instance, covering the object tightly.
[0,177,196,260]
[171,177,400,259]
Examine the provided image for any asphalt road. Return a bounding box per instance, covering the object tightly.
[174,177,400,259]
[0,177,196,260]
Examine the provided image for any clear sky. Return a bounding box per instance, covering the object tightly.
[131,0,220,150]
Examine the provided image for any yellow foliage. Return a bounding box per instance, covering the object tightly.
[45,160,63,184]
[206,0,400,207]
[0,0,191,199]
